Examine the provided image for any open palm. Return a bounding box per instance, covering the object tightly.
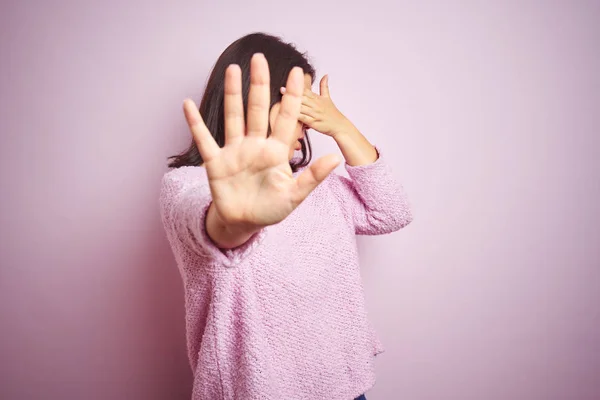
[183,53,340,229]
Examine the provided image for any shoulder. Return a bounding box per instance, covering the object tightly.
[162,166,207,189]
[160,166,209,206]
[163,165,207,182]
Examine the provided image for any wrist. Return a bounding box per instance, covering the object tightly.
[331,124,378,166]
[331,119,359,140]
[206,203,262,249]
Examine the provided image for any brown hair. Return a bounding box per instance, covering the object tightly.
[168,32,316,171]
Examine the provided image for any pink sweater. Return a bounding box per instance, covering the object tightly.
[159,149,412,400]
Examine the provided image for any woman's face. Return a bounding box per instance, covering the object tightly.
[269,74,312,160]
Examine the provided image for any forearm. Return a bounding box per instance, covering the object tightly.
[205,202,261,249]
[332,123,378,166]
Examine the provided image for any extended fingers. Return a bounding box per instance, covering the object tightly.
[271,67,304,145]
[246,53,270,137]
[224,64,245,145]
[183,99,219,162]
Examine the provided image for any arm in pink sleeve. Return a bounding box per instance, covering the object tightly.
[159,168,265,267]
[329,148,413,235]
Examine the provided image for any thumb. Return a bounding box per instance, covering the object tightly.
[293,153,341,204]
[320,75,330,97]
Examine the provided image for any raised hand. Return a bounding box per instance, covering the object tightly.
[282,74,355,138]
[183,53,340,247]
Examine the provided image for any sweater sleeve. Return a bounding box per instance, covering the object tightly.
[328,147,413,235]
[159,168,266,267]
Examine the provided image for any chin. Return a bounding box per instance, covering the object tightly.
[289,149,302,163]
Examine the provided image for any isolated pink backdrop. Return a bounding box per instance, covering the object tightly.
[1,1,599,399]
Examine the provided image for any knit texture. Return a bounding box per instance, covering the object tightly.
[159,149,412,400]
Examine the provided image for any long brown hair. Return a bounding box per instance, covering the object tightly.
[168,32,316,171]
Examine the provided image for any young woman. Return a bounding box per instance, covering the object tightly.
[160,32,412,399]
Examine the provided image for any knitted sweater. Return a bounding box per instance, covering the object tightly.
[159,149,412,400]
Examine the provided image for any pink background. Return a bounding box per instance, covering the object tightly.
[1,1,599,399]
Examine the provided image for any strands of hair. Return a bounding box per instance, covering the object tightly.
[168,32,316,172]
